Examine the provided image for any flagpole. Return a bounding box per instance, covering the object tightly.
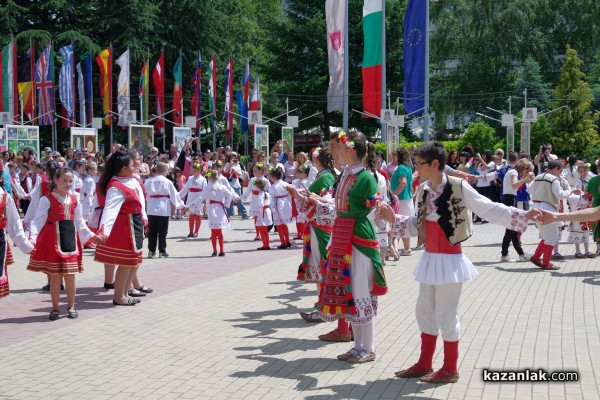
[180,48,184,133]
[342,0,349,131]
[244,59,248,157]
[381,0,387,144]
[109,42,113,154]
[423,0,430,142]
[50,39,57,151]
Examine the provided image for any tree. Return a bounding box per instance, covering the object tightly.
[458,121,496,153]
[548,46,599,157]
[512,56,551,111]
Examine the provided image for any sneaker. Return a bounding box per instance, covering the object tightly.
[552,253,565,260]
[148,251,155,259]
[159,252,169,258]
[518,254,530,262]
[575,253,585,259]
[241,215,250,220]
[400,249,412,256]
[500,255,516,263]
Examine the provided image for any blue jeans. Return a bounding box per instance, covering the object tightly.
[227,187,248,217]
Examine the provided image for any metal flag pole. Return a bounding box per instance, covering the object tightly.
[423,0,430,141]
[381,0,387,143]
[342,0,349,131]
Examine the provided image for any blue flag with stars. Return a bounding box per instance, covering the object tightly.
[403,0,426,114]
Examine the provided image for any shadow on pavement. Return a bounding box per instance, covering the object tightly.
[495,266,545,273]
[550,270,600,285]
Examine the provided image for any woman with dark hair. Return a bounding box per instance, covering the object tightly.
[317,130,387,364]
[446,149,460,170]
[94,149,147,306]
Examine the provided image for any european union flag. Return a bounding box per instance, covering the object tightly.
[403,0,426,115]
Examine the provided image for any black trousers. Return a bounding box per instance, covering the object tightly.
[501,194,524,256]
[148,215,169,253]
[20,199,30,215]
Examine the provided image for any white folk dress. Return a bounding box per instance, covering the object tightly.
[255,191,273,226]
[190,181,233,229]
[241,177,272,217]
[179,174,207,215]
[269,179,293,225]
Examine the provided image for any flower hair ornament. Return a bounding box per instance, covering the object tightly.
[192,163,203,170]
[312,147,321,158]
[205,169,215,177]
[58,161,64,168]
[214,160,224,167]
[338,131,355,149]
[297,165,309,174]
[255,162,264,169]
[268,166,276,173]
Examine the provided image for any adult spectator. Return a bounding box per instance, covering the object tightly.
[446,149,460,170]
[223,152,249,219]
[390,147,414,257]
[283,151,296,183]
[495,149,508,168]
[533,143,558,174]
[65,148,75,168]
[246,148,259,175]
[41,147,53,167]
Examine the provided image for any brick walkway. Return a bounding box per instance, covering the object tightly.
[1,216,598,399]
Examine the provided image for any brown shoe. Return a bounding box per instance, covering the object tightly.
[541,263,560,270]
[318,329,352,342]
[395,363,433,378]
[300,311,324,323]
[347,350,376,364]
[530,257,543,268]
[586,252,598,258]
[337,348,360,361]
[420,369,459,383]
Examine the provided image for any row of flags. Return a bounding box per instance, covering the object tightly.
[325,0,426,117]
[0,40,262,137]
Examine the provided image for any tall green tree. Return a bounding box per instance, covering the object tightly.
[548,46,599,157]
[512,56,551,111]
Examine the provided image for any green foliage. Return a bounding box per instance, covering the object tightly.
[548,46,599,157]
[458,121,497,153]
[512,56,551,111]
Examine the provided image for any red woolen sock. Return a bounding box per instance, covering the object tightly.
[194,215,202,234]
[216,229,224,252]
[542,243,554,266]
[442,340,459,374]
[260,226,270,248]
[296,222,304,237]
[254,217,259,236]
[210,230,217,252]
[533,240,545,260]
[337,318,350,334]
[282,224,290,244]
[276,225,286,245]
[417,332,438,370]
[188,216,195,234]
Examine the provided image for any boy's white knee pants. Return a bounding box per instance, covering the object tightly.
[416,282,462,342]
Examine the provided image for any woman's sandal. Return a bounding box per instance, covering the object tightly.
[67,308,78,319]
[136,286,154,293]
[49,310,59,321]
[112,298,138,306]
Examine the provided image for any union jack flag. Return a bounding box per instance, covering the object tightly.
[35,44,55,125]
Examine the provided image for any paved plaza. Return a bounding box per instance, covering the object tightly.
[1,215,599,400]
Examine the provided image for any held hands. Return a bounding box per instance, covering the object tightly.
[571,188,583,196]
[377,202,396,223]
[524,208,543,223]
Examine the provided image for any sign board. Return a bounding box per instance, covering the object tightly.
[501,114,514,127]
[0,112,11,125]
[287,116,299,128]
[249,110,262,125]
[173,127,193,153]
[124,110,137,126]
[380,109,395,124]
[0,128,5,151]
[294,134,321,146]
[254,125,269,153]
[70,127,98,153]
[394,115,405,128]
[128,124,154,156]
[185,116,197,129]
[281,127,294,155]
[92,117,103,129]
[522,108,538,123]
[6,125,39,157]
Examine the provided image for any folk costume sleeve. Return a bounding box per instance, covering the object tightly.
[5,193,34,254]
[98,187,126,238]
[168,179,185,209]
[28,196,50,243]
[74,200,96,245]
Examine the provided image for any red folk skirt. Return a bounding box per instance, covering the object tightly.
[0,233,13,298]
[27,221,83,275]
[94,213,144,267]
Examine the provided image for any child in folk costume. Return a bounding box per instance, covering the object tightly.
[179,162,207,238]
[173,167,186,219]
[315,131,386,364]
[71,159,85,196]
[568,163,596,258]
[81,162,97,222]
[378,142,540,382]
[0,171,35,299]
[27,166,98,320]
[190,169,234,256]
[241,163,271,241]
[291,165,310,240]
[269,167,294,249]
[18,163,33,215]
[94,149,148,306]
[286,143,337,325]
[253,179,273,250]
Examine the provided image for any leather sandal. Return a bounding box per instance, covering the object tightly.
[420,369,459,383]
[49,310,60,321]
[395,363,433,378]
[300,311,324,323]
[113,298,138,306]
[67,308,78,319]
[318,329,352,342]
[347,350,376,364]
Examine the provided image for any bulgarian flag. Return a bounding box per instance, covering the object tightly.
[172,52,183,126]
[152,50,164,134]
[208,54,217,130]
[0,40,18,120]
[362,0,383,117]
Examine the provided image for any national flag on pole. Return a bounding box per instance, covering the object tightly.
[362,0,383,117]
[116,49,130,126]
[240,60,251,134]
[326,0,345,113]
[250,76,261,111]
[96,47,112,126]
[190,54,202,136]
[207,55,217,131]
[17,44,35,121]
[403,0,426,114]
[172,52,183,126]
[35,43,54,126]
[152,50,164,134]
[139,57,149,124]
[0,40,18,121]
[223,57,234,137]
[76,60,86,126]
[58,44,76,127]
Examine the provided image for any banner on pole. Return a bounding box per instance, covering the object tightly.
[249,110,262,125]
[6,125,39,156]
[254,124,269,153]
[128,124,154,156]
[173,127,192,153]
[70,127,98,153]
[282,127,294,155]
